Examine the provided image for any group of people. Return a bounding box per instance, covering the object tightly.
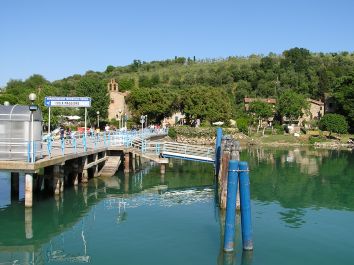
[59,127,74,140]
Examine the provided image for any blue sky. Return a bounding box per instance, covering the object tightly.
[1,0,354,87]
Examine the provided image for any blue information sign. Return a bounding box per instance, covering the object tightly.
[44,97,91,108]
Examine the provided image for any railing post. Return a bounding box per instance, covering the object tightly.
[60,138,65,155]
[47,138,52,158]
[72,137,77,153]
[223,160,238,252]
[83,135,87,152]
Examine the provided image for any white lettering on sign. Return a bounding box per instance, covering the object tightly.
[44,97,91,108]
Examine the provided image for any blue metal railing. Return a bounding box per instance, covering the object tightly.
[39,129,167,162]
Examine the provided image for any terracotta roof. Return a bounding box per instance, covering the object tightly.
[307,98,324,106]
[244,98,276,104]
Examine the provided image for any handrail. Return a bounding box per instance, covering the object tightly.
[0,128,214,163]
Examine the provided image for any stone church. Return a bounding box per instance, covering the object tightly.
[107,79,130,123]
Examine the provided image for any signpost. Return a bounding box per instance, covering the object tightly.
[44,97,91,108]
[44,97,91,135]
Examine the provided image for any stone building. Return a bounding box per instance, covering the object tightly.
[243,97,277,111]
[107,79,130,124]
[301,99,324,123]
[243,97,277,126]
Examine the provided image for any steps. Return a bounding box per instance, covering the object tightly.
[99,156,121,177]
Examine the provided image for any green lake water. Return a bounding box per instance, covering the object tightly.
[0,147,353,265]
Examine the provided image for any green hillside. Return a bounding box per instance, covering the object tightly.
[1,47,353,131]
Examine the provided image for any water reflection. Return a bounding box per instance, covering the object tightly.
[0,148,353,265]
[0,159,215,264]
[278,208,306,228]
[243,147,354,229]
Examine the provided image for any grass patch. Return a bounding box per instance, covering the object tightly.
[259,134,301,144]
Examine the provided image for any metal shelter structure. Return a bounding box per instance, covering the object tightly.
[0,105,42,161]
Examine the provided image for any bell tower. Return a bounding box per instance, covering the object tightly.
[107,79,118,93]
[107,79,130,122]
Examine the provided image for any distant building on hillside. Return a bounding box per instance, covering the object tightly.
[243,97,277,111]
[301,99,324,123]
[107,79,130,123]
[162,112,186,126]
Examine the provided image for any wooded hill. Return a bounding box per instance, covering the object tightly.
[1,47,353,131]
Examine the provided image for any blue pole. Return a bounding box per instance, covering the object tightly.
[215,127,223,176]
[223,160,239,252]
[239,161,253,251]
[60,138,65,155]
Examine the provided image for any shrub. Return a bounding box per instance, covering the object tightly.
[168,127,177,139]
[308,136,323,144]
[319,114,349,135]
[273,123,284,135]
[236,117,249,135]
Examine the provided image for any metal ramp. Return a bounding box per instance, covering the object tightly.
[160,142,215,163]
[140,141,215,163]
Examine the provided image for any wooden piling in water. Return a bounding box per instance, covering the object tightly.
[124,172,129,193]
[124,152,130,173]
[94,153,99,177]
[25,208,33,239]
[82,156,88,184]
[73,160,79,185]
[25,173,33,207]
[160,164,166,174]
[11,172,19,201]
[132,153,136,172]
[60,165,65,193]
[219,143,230,209]
[53,165,60,195]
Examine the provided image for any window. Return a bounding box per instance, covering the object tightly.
[111,99,114,103]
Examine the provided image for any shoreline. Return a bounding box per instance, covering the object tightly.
[169,135,354,150]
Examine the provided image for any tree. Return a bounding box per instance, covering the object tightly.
[118,77,135,91]
[127,87,177,123]
[182,86,232,124]
[277,90,308,123]
[335,74,354,131]
[105,65,115,73]
[76,76,109,125]
[319,114,348,135]
[282,47,311,72]
[249,100,274,134]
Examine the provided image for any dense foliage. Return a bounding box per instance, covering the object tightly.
[1,48,353,131]
[277,90,308,122]
[319,114,349,134]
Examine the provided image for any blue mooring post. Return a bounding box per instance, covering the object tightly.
[239,161,253,251]
[215,127,223,176]
[223,160,239,252]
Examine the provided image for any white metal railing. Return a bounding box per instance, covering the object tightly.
[139,140,215,162]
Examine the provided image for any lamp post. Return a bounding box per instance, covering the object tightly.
[96,111,100,128]
[118,109,122,129]
[140,115,146,132]
[28,93,37,163]
[4,101,10,106]
[123,112,127,128]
